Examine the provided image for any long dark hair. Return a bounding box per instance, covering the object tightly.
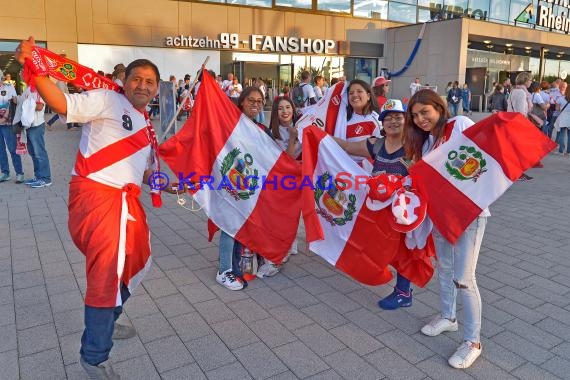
[270,96,297,140]
[404,89,450,162]
[346,79,377,120]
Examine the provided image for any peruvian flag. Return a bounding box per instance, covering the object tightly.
[302,125,401,285]
[296,81,348,140]
[410,112,557,244]
[159,71,302,264]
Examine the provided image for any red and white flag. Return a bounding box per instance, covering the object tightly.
[159,71,302,264]
[302,125,401,285]
[410,112,557,244]
[296,81,348,140]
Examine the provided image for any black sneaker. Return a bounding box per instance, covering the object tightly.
[517,173,533,181]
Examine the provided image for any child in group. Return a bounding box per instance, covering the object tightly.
[404,89,488,369]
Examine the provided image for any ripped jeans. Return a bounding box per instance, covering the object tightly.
[433,216,487,343]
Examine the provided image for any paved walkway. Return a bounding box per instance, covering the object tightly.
[1,113,569,379]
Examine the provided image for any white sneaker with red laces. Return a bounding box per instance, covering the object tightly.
[216,269,243,291]
[448,341,482,369]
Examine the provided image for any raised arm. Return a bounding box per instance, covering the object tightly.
[332,136,374,158]
[14,36,67,115]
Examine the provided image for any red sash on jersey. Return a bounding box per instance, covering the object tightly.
[346,120,378,139]
[69,176,151,307]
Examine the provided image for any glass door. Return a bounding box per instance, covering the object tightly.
[232,61,246,85]
[278,63,294,94]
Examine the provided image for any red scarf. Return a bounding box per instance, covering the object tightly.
[24,46,162,207]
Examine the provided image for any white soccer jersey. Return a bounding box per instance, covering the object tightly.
[64,90,152,188]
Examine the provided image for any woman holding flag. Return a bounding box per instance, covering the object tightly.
[404,89,487,369]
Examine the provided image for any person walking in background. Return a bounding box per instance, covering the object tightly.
[410,77,421,97]
[314,75,325,101]
[446,81,462,117]
[489,84,507,113]
[0,72,22,183]
[461,83,472,115]
[507,71,534,181]
[553,84,570,156]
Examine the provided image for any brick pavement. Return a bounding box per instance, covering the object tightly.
[0,113,569,379]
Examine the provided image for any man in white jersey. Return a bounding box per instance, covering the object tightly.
[16,36,176,380]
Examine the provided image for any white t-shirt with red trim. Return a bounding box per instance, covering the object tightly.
[345,111,382,162]
[64,89,152,188]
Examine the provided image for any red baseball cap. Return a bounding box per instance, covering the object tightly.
[373,76,391,87]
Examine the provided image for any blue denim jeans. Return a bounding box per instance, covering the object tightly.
[26,124,51,181]
[80,283,131,365]
[433,216,487,343]
[448,103,459,117]
[557,127,570,153]
[0,124,23,176]
[219,230,244,276]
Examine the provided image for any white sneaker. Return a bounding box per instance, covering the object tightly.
[257,261,280,278]
[216,269,243,291]
[421,315,458,336]
[448,341,482,369]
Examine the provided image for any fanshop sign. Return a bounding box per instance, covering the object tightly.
[516,0,570,33]
[165,33,337,54]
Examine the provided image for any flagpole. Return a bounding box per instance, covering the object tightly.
[162,56,210,140]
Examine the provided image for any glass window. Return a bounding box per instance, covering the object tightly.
[275,0,311,9]
[230,0,271,6]
[388,2,417,23]
[488,0,510,23]
[354,0,388,19]
[510,0,534,24]
[318,0,350,13]
[468,0,490,20]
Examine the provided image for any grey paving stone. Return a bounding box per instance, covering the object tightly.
[0,350,19,380]
[209,281,252,303]
[186,333,236,372]
[205,361,253,380]
[0,270,11,288]
[42,260,74,278]
[269,305,314,331]
[301,303,348,330]
[233,341,288,379]
[113,354,161,380]
[541,356,570,380]
[246,287,289,309]
[249,317,297,349]
[490,299,546,324]
[330,323,384,356]
[502,318,562,349]
[492,331,553,365]
[123,294,159,319]
[0,303,15,327]
[0,323,17,353]
[14,284,48,308]
[464,357,518,380]
[365,347,426,380]
[211,318,260,349]
[131,312,176,343]
[12,256,41,274]
[181,254,213,271]
[164,267,201,287]
[179,282,218,304]
[141,276,179,298]
[44,274,79,296]
[12,269,44,290]
[161,363,207,380]
[376,330,434,364]
[0,285,13,306]
[19,347,66,380]
[494,285,544,308]
[540,303,570,326]
[194,298,236,324]
[144,335,194,373]
[59,331,82,365]
[108,336,148,364]
[511,362,562,380]
[48,289,84,313]
[314,290,361,314]
[293,275,332,295]
[344,308,395,336]
[273,341,329,378]
[18,322,59,356]
[154,293,195,318]
[323,348,384,380]
[300,316,351,351]
[169,312,213,342]
[227,298,270,323]
[305,369,344,380]
[415,355,476,380]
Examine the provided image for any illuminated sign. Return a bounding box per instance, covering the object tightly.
[516,1,570,33]
[165,33,337,54]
